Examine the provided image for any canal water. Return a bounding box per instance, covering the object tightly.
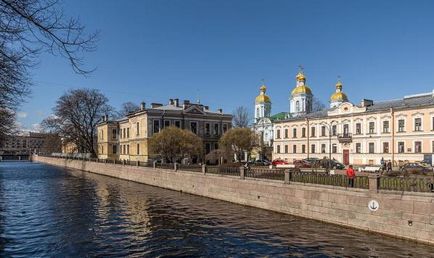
[1,162,433,257]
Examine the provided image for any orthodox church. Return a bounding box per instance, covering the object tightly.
[252,68,349,160]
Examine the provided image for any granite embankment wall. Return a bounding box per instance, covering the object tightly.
[33,155,434,245]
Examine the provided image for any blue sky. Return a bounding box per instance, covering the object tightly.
[20,0,434,130]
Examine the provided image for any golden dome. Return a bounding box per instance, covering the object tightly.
[255,94,271,103]
[291,85,312,95]
[330,92,348,102]
[256,84,271,103]
[296,72,306,81]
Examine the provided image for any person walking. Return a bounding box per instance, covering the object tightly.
[387,160,392,172]
[380,157,385,173]
[346,165,356,188]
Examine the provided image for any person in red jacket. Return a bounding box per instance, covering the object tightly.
[346,165,356,187]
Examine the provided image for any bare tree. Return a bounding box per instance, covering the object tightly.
[118,102,140,117]
[0,0,97,141]
[42,89,112,156]
[312,97,326,112]
[232,106,250,128]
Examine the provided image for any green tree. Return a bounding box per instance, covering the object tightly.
[219,128,258,162]
[149,126,203,163]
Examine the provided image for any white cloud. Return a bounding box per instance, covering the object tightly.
[16,111,27,118]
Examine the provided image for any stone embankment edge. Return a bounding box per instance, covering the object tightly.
[32,155,434,245]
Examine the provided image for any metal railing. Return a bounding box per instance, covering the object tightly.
[379,177,434,192]
[36,154,434,193]
[246,167,285,181]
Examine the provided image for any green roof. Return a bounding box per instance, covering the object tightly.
[270,112,289,122]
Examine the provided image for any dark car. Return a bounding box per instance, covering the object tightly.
[253,159,271,166]
[400,163,432,175]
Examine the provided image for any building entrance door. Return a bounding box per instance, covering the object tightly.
[343,149,350,165]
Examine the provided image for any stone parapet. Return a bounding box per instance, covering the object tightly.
[32,155,434,245]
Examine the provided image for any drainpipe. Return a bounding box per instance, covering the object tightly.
[306,118,310,159]
[391,108,395,165]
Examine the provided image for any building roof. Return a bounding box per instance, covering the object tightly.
[274,91,434,123]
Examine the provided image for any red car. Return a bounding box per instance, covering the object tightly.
[293,159,312,168]
[272,159,289,166]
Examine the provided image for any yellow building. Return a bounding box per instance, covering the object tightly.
[272,73,434,166]
[97,99,232,162]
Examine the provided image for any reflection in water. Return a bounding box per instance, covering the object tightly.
[0,162,433,257]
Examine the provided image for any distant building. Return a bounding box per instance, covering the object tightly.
[97,99,232,162]
[0,132,61,155]
[273,73,434,166]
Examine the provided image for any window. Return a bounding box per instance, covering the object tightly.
[355,123,361,135]
[343,124,349,136]
[136,122,140,136]
[123,128,126,138]
[127,128,130,138]
[137,144,140,155]
[293,145,297,153]
[311,127,316,137]
[164,120,170,128]
[321,144,326,153]
[293,128,297,138]
[415,118,422,131]
[112,129,117,139]
[205,123,210,135]
[432,141,434,153]
[277,145,281,153]
[284,145,288,153]
[415,141,422,153]
[301,144,306,154]
[101,145,104,154]
[296,101,300,112]
[369,122,375,134]
[127,145,130,155]
[223,124,228,133]
[332,125,337,136]
[122,145,125,154]
[332,144,337,153]
[398,142,405,153]
[398,119,405,132]
[383,142,389,153]
[356,143,361,153]
[214,124,219,135]
[432,117,434,131]
[205,143,211,154]
[311,144,316,154]
[382,121,389,133]
[276,129,281,139]
[302,127,306,137]
[153,120,160,133]
[112,144,117,154]
[190,122,197,134]
[369,143,375,154]
[284,129,288,138]
[175,120,181,128]
[321,126,326,136]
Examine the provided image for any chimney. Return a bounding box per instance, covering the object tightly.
[174,98,179,107]
[204,105,209,111]
[140,102,146,110]
[218,108,223,114]
[101,115,106,122]
[151,103,163,108]
[360,99,373,107]
[169,99,174,105]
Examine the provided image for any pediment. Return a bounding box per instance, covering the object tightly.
[327,102,366,116]
[184,105,205,115]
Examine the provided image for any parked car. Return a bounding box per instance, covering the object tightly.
[400,163,433,175]
[272,159,289,166]
[253,159,271,166]
[294,159,312,168]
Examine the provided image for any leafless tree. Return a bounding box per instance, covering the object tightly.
[118,102,140,117]
[42,89,112,156]
[232,106,250,128]
[312,97,326,112]
[0,0,97,141]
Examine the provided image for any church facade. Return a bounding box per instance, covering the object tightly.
[270,70,434,166]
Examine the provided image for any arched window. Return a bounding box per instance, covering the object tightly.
[296,101,300,112]
[256,107,259,118]
[302,99,305,111]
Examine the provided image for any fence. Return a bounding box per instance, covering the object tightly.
[36,155,434,193]
[379,177,434,192]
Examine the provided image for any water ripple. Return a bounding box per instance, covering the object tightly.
[0,162,433,257]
